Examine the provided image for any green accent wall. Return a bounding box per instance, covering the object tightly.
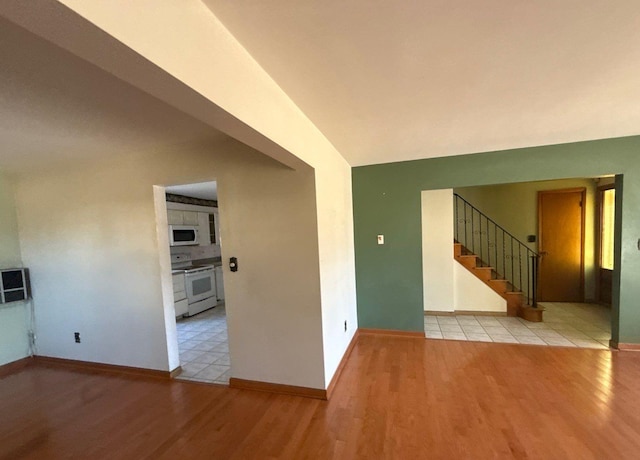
[353,136,640,343]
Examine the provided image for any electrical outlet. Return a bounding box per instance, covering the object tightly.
[74,332,81,343]
[344,320,347,332]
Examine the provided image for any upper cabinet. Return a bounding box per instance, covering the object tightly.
[197,212,211,246]
[167,209,199,226]
[182,211,199,225]
[166,201,220,247]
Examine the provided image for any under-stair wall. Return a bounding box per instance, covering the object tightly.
[421,189,506,313]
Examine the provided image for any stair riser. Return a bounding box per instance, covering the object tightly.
[472,268,493,282]
[457,256,478,270]
[488,280,508,293]
[454,241,543,323]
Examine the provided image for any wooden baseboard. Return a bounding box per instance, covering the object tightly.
[617,343,640,351]
[33,356,175,379]
[326,330,360,400]
[170,366,183,378]
[229,377,327,400]
[423,311,506,317]
[358,328,426,338]
[0,356,33,378]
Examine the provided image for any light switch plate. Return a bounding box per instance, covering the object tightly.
[377,234,384,245]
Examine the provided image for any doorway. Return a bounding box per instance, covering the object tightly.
[164,181,230,385]
[538,188,586,302]
[596,184,615,305]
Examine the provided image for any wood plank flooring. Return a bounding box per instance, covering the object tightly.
[2,336,640,459]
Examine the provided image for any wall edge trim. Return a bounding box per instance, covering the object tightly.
[0,356,33,378]
[358,328,426,338]
[229,377,327,400]
[32,356,174,379]
[326,329,360,400]
[616,342,640,351]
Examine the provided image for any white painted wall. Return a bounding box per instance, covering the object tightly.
[421,190,454,312]
[422,189,507,313]
[0,173,29,366]
[316,157,358,387]
[3,0,357,387]
[454,263,506,312]
[14,138,326,388]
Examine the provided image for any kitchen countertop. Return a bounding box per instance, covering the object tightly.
[171,258,222,275]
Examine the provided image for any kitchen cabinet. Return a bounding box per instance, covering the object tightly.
[167,210,198,226]
[212,209,221,245]
[182,211,198,225]
[172,273,188,317]
[197,212,211,246]
[215,265,225,301]
[167,210,183,225]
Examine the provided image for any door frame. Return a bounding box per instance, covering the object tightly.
[537,187,586,302]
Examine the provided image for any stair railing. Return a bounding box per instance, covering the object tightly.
[454,193,539,307]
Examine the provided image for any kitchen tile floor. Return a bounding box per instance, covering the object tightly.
[175,304,230,385]
[424,302,611,349]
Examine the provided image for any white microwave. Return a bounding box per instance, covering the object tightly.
[169,225,199,246]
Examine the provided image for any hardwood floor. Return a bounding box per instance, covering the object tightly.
[2,336,640,459]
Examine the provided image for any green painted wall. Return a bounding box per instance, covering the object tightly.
[353,136,639,343]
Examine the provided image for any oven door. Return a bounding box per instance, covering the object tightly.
[185,268,216,303]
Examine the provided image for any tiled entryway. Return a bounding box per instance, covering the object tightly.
[175,305,230,384]
[424,302,611,349]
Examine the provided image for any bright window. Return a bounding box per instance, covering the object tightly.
[600,188,615,270]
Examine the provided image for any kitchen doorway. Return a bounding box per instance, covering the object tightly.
[163,180,231,384]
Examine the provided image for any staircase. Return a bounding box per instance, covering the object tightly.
[453,194,543,322]
[454,243,542,321]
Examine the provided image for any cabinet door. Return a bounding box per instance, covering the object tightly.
[197,213,211,246]
[182,211,199,225]
[167,210,184,225]
[215,266,225,300]
[213,209,221,245]
[174,298,188,317]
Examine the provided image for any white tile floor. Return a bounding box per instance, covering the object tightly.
[175,304,230,384]
[424,302,611,349]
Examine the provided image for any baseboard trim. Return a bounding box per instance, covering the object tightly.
[358,328,426,338]
[617,343,640,351]
[229,377,327,400]
[326,330,360,400]
[424,311,506,317]
[0,356,33,378]
[170,366,183,378]
[33,356,174,379]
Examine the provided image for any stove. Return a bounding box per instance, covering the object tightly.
[171,253,217,316]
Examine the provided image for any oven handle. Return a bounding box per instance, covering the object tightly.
[185,268,215,276]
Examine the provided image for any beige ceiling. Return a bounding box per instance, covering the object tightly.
[0,17,225,174]
[204,0,640,166]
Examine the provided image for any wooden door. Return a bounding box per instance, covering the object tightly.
[538,188,585,302]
